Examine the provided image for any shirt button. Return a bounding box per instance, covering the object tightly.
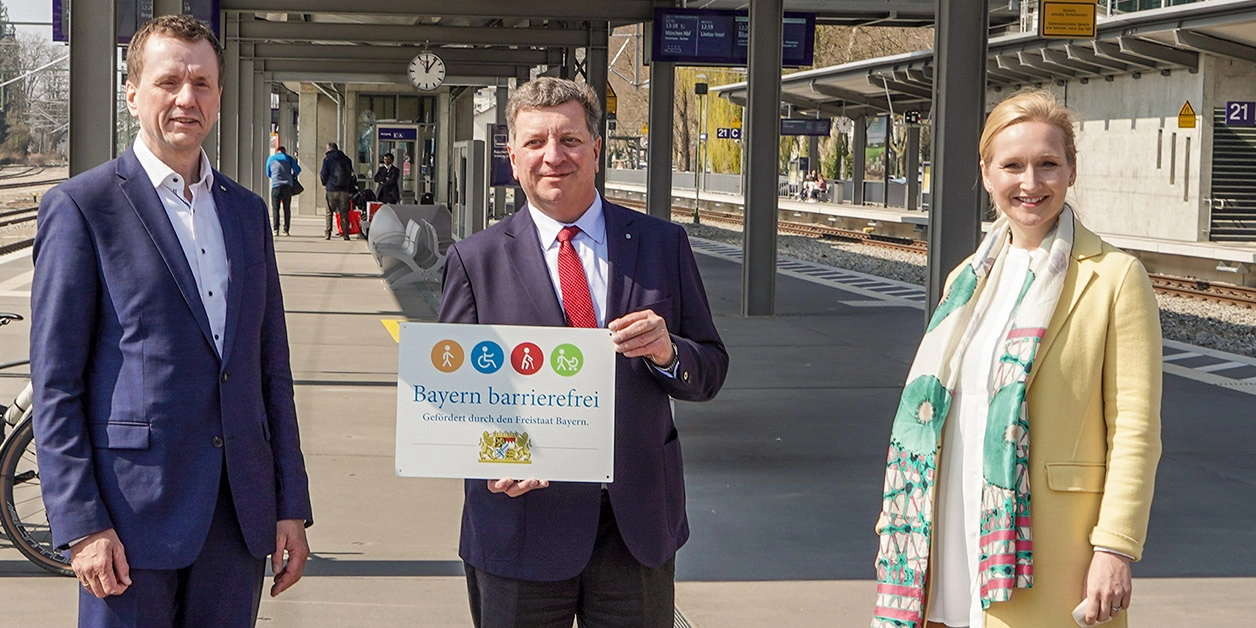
[221,372,230,383]
[214,334,219,340]
[208,291,213,297]
[211,436,223,448]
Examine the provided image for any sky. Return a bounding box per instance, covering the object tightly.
[7,1,55,40]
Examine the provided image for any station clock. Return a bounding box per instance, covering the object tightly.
[408,52,446,91]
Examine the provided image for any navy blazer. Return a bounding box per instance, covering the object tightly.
[439,201,728,581]
[30,148,312,570]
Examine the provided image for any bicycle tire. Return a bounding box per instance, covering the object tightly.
[0,416,73,576]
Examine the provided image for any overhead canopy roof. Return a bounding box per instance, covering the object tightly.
[712,0,1256,120]
[218,0,1018,85]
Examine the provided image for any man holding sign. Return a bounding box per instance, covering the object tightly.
[439,77,728,627]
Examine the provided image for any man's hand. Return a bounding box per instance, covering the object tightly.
[487,477,549,498]
[71,528,131,598]
[1080,551,1133,625]
[608,310,673,366]
[270,519,310,597]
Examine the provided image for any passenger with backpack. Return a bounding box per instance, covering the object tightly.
[319,142,356,240]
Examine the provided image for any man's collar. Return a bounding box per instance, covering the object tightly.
[529,194,606,246]
[132,137,214,190]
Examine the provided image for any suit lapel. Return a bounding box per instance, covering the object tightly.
[503,209,566,324]
[116,149,217,353]
[215,176,245,366]
[603,202,639,321]
[1029,224,1102,386]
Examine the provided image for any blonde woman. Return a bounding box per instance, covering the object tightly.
[872,89,1162,628]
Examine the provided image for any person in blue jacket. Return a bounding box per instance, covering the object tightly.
[265,146,300,235]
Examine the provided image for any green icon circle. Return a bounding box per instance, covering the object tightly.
[550,343,584,376]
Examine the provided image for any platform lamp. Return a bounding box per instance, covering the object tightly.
[694,74,708,225]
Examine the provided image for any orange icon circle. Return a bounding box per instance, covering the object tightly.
[430,340,465,373]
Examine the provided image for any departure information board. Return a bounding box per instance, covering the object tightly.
[652,8,815,68]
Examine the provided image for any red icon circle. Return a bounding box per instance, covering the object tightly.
[510,343,544,375]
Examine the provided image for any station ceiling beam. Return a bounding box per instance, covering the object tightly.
[1091,40,1161,70]
[1118,36,1199,70]
[221,0,654,20]
[251,43,560,66]
[985,60,1036,85]
[236,20,590,47]
[1174,29,1256,63]
[1042,48,1103,76]
[1065,44,1131,74]
[808,82,893,112]
[780,93,846,118]
[867,75,932,101]
[261,58,520,78]
[995,54,1054,81]
[1018,50,1080,78]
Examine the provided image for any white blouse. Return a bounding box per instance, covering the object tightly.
[928,246,1033,628]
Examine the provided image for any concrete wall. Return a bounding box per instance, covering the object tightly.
[1059,70,1205,242]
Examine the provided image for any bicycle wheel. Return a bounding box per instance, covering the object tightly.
[0,417,73,576]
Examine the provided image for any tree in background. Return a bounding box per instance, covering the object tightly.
[0,0,13,153]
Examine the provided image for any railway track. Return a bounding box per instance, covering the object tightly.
[0,177,65,191]
[0,207,38,229]
[615,198,929,253]
[1150,274,1256,309]
[614,196,1256,309]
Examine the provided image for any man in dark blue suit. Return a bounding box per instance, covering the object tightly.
[439,77,729,627]
[30,15,312,628]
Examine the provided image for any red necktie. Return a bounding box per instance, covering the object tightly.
[556,226,598,328]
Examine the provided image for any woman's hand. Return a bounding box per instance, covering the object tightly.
[1080,551,1132,625]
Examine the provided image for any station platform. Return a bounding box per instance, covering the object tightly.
[604,180,1256,280]
[0,215,1253,626]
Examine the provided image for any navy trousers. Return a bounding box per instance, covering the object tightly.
[77,475,267,628]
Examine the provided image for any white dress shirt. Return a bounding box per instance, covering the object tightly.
[132,138,230,356]
[529,196,609,327]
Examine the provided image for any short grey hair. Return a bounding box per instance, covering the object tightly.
[506,77,603,141]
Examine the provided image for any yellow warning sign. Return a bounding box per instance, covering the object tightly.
[1038,0,1097,39]
[1179,101,1197,128]
[606,82,617,119]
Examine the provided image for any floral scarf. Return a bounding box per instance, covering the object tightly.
[871,207,1075,627]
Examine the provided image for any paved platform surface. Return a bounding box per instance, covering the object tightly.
[0,215,1253,626]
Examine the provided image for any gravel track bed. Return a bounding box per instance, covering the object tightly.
[681,221,1256,359]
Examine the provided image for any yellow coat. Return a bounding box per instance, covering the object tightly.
[934,222,1163,628]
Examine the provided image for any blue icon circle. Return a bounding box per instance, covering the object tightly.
[471,341,505,374]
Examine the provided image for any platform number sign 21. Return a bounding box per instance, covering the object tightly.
[1226,101,1256,126]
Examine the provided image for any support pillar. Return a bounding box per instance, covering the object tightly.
[646,58,675,221]
[297,84,321,216]
[807,134,819,175]
[253,70,269,195]
[742,0,783,316]
[906,124,921,211]
[494,86,508,218]
[513,69,530,213]
[69,0,116,175]
[220,13,240,178]
[927,0,988,312]
[587,22,610,195]
[852,115,867,205]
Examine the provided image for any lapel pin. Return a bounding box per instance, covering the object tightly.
[625,233,632,240]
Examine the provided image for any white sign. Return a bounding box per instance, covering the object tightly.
[395,322,616,482]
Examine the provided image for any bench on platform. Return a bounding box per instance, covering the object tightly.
[368,204,453,287]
